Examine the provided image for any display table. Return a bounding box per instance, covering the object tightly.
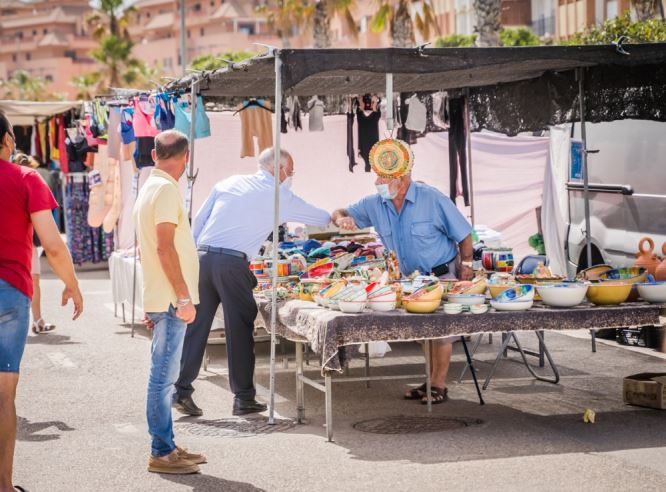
[258,298,662,441]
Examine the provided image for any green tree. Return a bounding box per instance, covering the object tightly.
[499,27,541,46]
[0,70,53,101]
[71,73,102,100]
[256,0,312,48]
[311,0,358,48]
[563,12,666,45]
[434,33,477,47]
[371,0,439,48]
[189,51,255,71]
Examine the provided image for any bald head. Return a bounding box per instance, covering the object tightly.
[152,130,190,180]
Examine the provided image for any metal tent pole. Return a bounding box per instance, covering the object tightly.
[187,80,199,221]
[385,73,394,133]
[269,49,283,425]
[464,90,475,227]
[131,173,140,337]
[179,0,187,76]
[578,68,592,267]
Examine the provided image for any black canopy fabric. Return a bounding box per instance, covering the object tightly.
[171,44,666,134]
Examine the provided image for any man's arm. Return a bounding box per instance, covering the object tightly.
[31,210,83,320]
[332,208,357,230]
[458,234,474,280]
[283,192,331,226]
[156,222,195,323]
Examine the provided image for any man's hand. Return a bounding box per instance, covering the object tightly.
[459,265,474,281]
[143,314,155,331]
[336,216,358,231]
[176,302,196,324]
[61,284,83,320]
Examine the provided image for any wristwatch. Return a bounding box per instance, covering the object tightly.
[176,297,191,307]
[461,260,473,268]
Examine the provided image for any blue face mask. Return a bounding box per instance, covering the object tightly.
[376,183,397,200]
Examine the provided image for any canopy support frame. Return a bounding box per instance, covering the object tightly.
[577,68,592,268]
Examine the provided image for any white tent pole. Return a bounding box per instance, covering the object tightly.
[577,68,592,267]
[187,79,199,221]
[385,73,394,132]
[464,90,475,227]
[269,49,282,425]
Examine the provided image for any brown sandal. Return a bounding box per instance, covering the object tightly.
[421,387,448,404]
[404,383,427,400]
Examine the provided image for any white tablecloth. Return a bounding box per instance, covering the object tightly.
[109,251,143,311]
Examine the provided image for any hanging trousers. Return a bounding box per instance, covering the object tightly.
[448,96,470,207]
[176,250,258,401]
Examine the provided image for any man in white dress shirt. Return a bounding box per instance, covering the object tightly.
[175,147,331,416]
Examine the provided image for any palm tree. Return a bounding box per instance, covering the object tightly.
[86,0,140,88]
[71,73,102,100]
[257,0,312,48]
[473,0,502,47]
[632,0,659,21]
[370,0,439,48]
[311,0,358,48]
[0,70,52,101]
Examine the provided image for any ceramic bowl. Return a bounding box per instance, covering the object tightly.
[444,302,464,314]
[599,267,648,285]
[338,300,367,313]
[637,282,666,303]
[403,298,441,314]
[470,304,489,314]
[447,294,486,306]
[490,300,534,311]
[313,294,324,306]
[494,285,535,303]
[449,278,487,296]
[368,298,397,312]
[536,283,588,308]
[586,282,633,305]
[488,284,516,300]
[516,275,565,285]
[576,264,613,281]
[405,283,444,302]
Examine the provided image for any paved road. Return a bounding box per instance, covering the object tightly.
[13,269,666,491]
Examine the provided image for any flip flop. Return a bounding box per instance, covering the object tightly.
[404,383,427,400]
[32,318,56,334]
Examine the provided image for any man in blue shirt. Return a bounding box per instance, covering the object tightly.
[174,147,330,417]
[332,170,473,404]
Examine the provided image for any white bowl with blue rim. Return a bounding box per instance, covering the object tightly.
[637,282,666,304]
[493,284,535,303]
[536,283,588,308]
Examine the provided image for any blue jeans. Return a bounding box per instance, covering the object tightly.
[146,306,186,457]
[0,280,31,373]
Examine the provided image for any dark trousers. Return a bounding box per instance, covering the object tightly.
[175,251,258,401]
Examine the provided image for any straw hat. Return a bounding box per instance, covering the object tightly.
[369,138,413,178]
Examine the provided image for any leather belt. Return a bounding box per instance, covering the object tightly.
[198,245,248,261]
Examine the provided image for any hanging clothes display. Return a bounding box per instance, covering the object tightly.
[65,127,91,173]
[346,99,357,173]
[174,95,210,138]
[405,94,427,133]
[356,106,381,172]
[64,175,114,265]
[155,94,175,131]
[448,96,470,207]
[134,137,155,168]
[87,146,110,228]
[57,114,69,173]
[132,97,159,138]
[239,99,273,158]
[287,96,302,131]
[280,106,288,134]
[107,107,121,161]
[307,96,325,132]
[102,157,122,233]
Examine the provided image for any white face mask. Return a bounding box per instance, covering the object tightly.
[281,176,293,190]
[376,183,397,200]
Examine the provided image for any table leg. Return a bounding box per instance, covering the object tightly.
[365,343,370,389]
[121,303,126,324]
[281,339,288,369]
[325,373,333,442]
[457,334,484,383]
[203,347,208,372]
[295,342,305,424]
[461,336,485,405]
[590,329,597,353]
[538,330,545,368]
[114,303,118,318]
[484,332,514,390]
[424,340,432,413]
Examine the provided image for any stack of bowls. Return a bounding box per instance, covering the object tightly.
[470,304,489,314]
[536,283,588,308]
[367,285,397,312]
[598,267,647,303]
[403,283,444,314]
[337,286,368,314]
[490,285,534,311]
[444,302,463,314]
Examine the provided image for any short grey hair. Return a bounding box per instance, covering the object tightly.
[155,129,189,160]
[258,147,291,172]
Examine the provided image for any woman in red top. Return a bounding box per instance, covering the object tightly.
[0,112,83,492]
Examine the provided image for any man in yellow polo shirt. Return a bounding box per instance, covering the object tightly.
[133,130,205,475]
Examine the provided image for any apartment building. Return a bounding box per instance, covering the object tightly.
[0,0,97,97]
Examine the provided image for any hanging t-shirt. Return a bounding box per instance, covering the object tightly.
[107,107,122,161]
[239,101,273,158]
[0,159,57,299]
[405,94,427,133]
[356,108,381,172]
[307,96,324,132]
[132,97,159,138]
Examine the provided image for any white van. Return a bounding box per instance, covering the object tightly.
[567,119,666,277]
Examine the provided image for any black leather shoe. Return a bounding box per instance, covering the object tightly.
[174,395,203,416]
[232,398,267,416]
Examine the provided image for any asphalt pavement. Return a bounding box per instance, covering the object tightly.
[12,267,666,492]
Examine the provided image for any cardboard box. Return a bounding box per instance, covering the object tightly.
[623,373,666,410]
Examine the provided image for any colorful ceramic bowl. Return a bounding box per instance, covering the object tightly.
[403,298,441,314]
[494,285,535,303]
[576,264,613,281]
[536,283,588,308]
[516,275,565,285]
[488,284,516,300]
[586,282,633,305]
[338,300,367,313]
[470,304,489,314]
[599,267,648,284]
[636,282,666,304]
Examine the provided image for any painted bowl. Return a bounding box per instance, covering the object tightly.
[488,284,516,300]
[449,278,487,296]
[403,298,441,314]
[447,294,486,306]
[405,283,444,302]
[586,282,633,305]
[536,283,588,308]
[516,275,565,285]
[338,300,367,313]
[599,267,648,284]
[323,281,346,299]
[637,282,666,304]
[491,300,533,311]
[494,285,535,303]
[470,304,489,314]
[576,264,613,281]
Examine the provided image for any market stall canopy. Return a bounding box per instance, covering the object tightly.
[172,44,666,135]
[0,100,80,126]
